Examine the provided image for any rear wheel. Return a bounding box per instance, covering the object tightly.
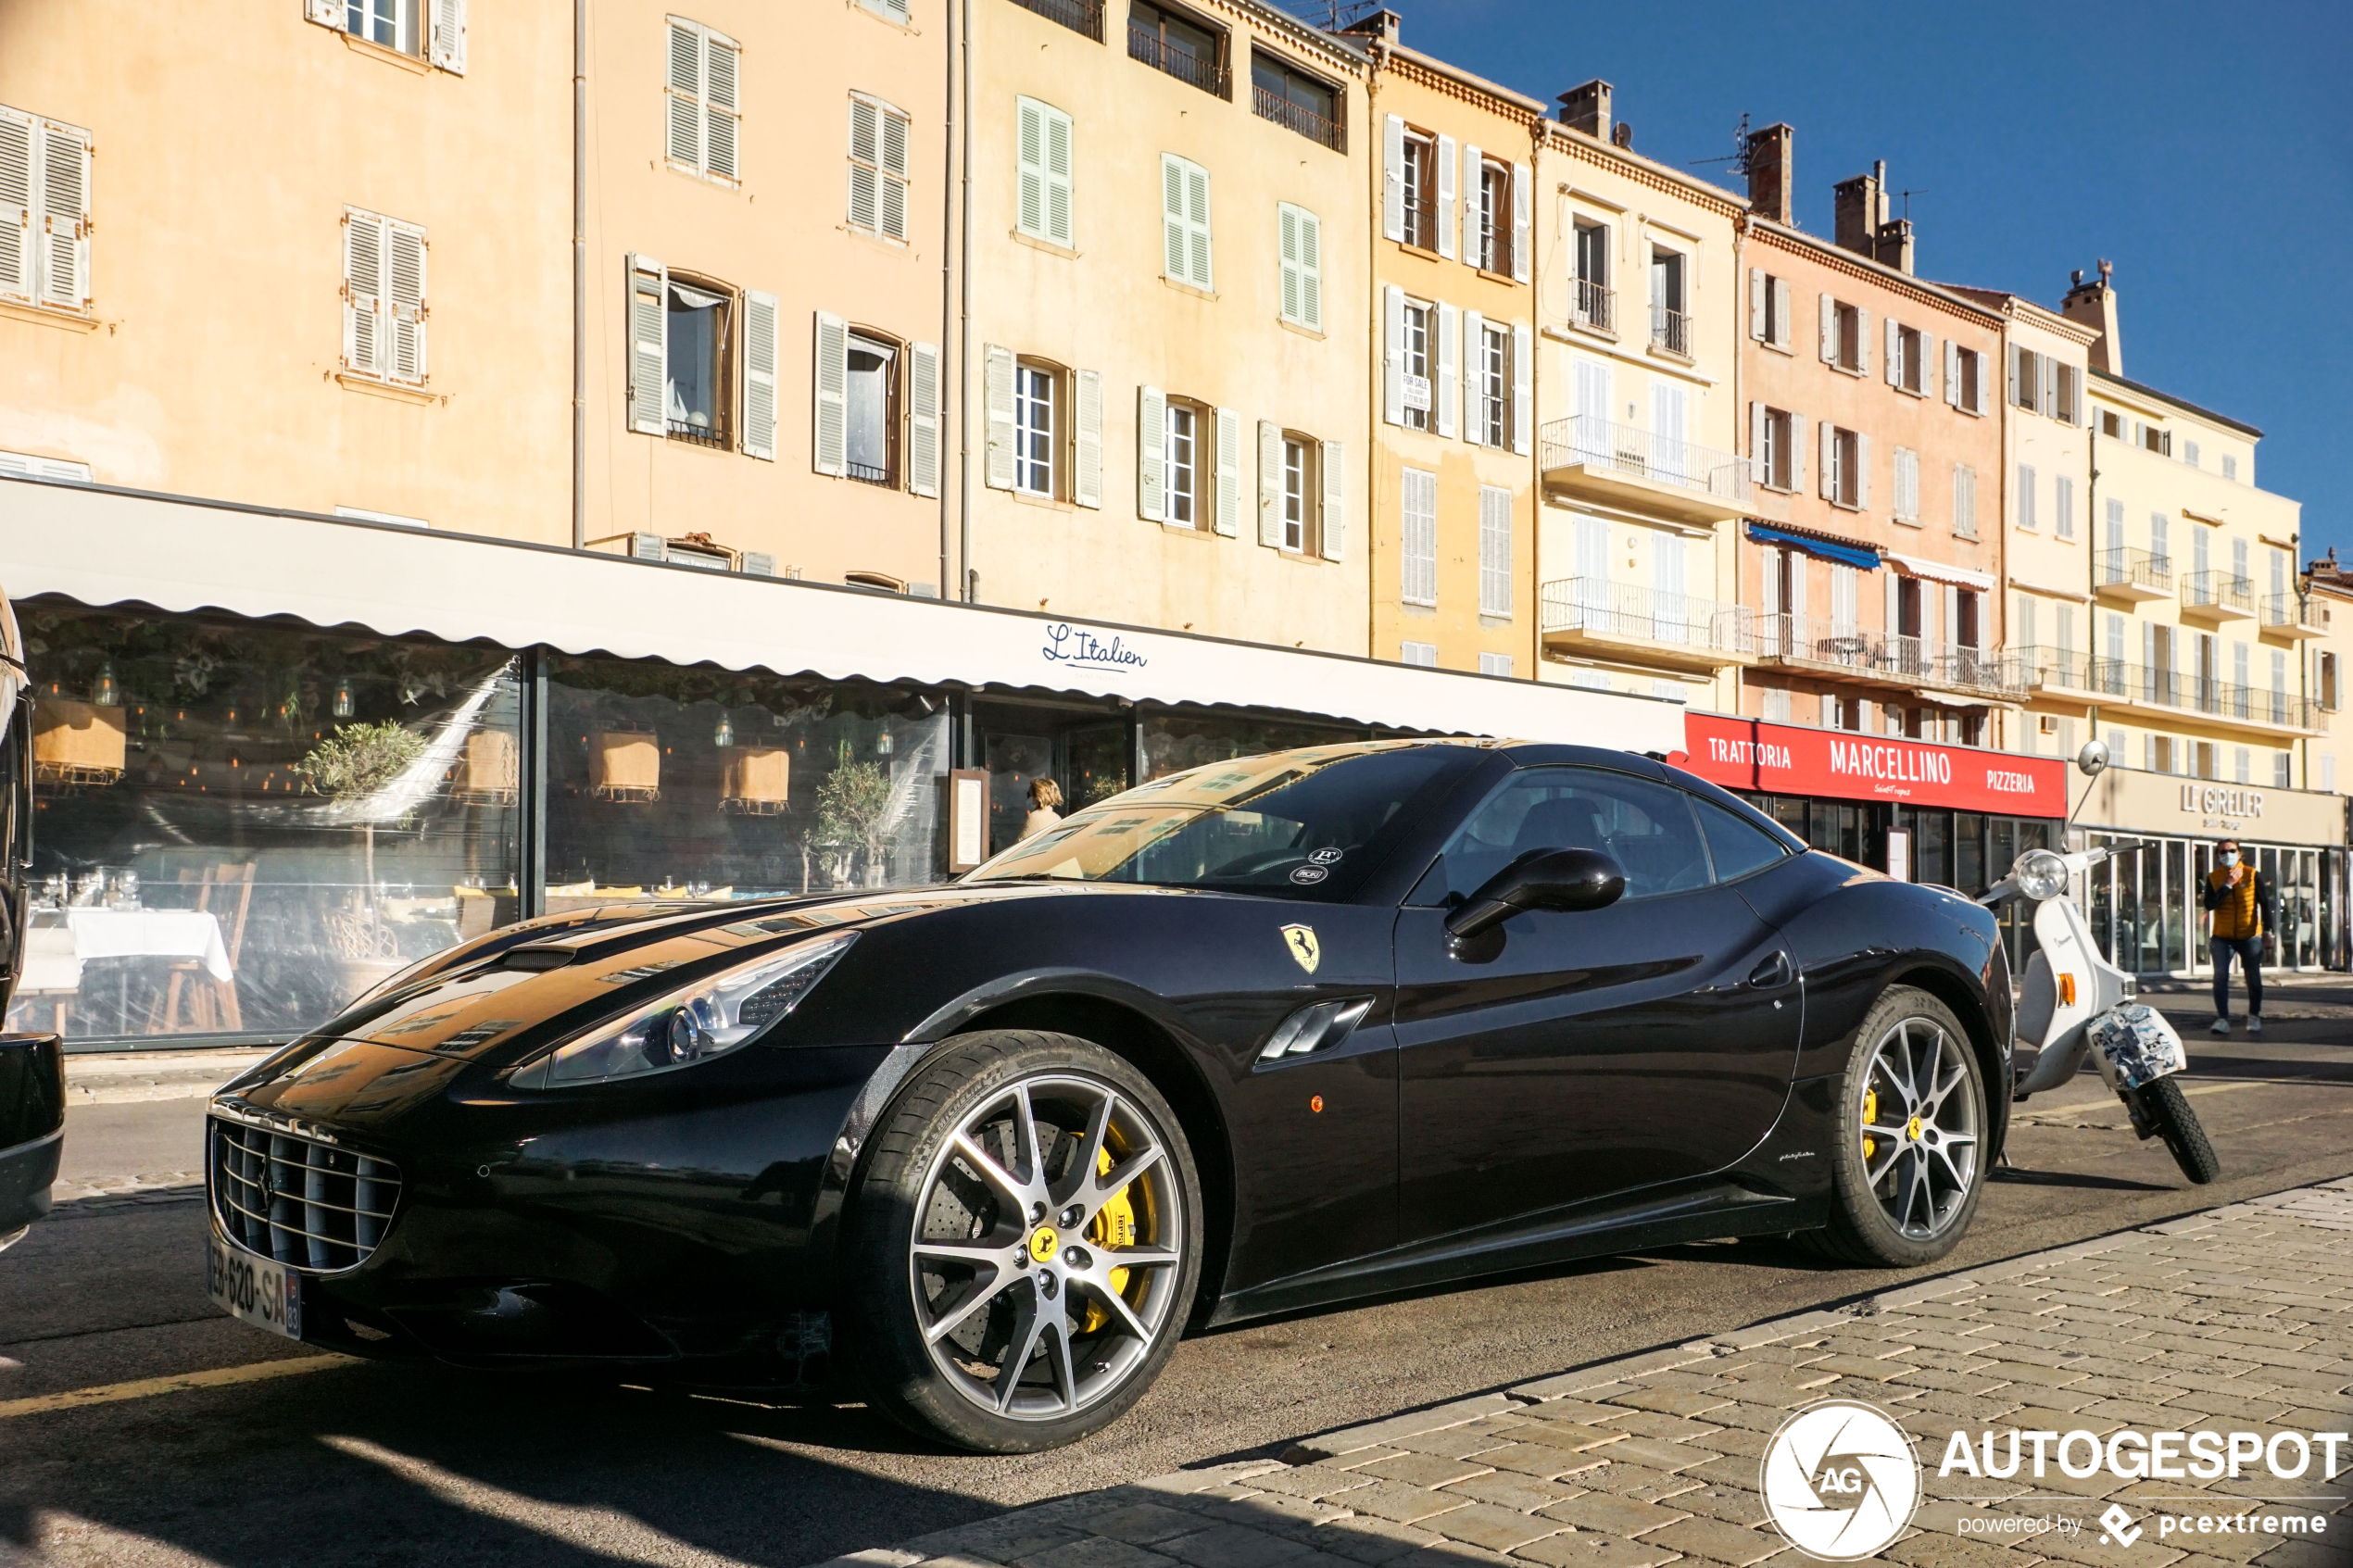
[2127,1076,2221,1185]
[1804,987,1987,1268]
[840,1031,1201,1452]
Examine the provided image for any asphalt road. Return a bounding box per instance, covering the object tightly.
[4,991,2351,1568]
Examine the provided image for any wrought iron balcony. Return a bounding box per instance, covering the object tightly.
[2094,546,2172,601]
[2263,592,2330,638]
[2180,570,2255,621]
[1010,0,1102,40]
[2016,646,2321,731]
[1253,85,1343,151]
[1128,22,1227,97]
[1650,305,1691,358]
[1569,277,1614,334]
[1540,415,1750,515]
[1757,616,2024,699]
[1539,578,1755,670]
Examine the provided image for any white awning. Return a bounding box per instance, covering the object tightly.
[0,478,1686,751]
[1884,551,1996,592]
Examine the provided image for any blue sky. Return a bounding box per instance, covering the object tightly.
[1313,1,2352,562]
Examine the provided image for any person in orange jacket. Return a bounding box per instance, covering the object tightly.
[2200,837,2276,1036]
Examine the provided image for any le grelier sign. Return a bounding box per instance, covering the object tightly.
[1682,714,2069,816]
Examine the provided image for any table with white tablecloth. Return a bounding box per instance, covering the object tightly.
[11,909,236,1035]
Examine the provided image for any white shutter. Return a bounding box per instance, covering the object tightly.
[1943,585,1959,648]
[1770,277,1791,349]
[1972,350,1991,415]
[1944,339,1960,404]
[627,254,667,435]
[343,210,384,378]
[1382,284,1405,425]
[1884,572,1899,645]
[2040,353,2057,418]
[1818,420,1835,500]
[1381,114,1405,244]
[1856,432,1870,511]
[1884,317,1901,385]
[1511,320,1533,457]
[1760,546,1782,617]
[1213,407,1240,537]
[1510,163,1530,284]
[36,120,90,311]
[1295,207,1321,331]
[1257,420,1283,547]
[812,309,849,475]
[1160,154,1186,282]
[1277,206,1300,325]
[1436,303,1458,440]
[666,20,703,169]
[1073,368,1102,508]
[1789,414,1806,494]
[306,0,340,23]
[704,32,741,182]
[1016,99,1044,238]
[848,98,880,232]
[907,339,939,495]
[384,218,426,384]
[0,107,38,305]
[1818,293,1835,362]
[1855,307,1871,377]
[1458,141,1480,263]
[1137,384,1166,521]
[1433,134,1457,260]
[1318,440,1344,562]
[1043,104,1073,247]
[741,290,778,461]
[877,104,908,240]
[1184,161,1211,290]
[1747,268,1765,340]
[1460,308,1484,442]
[2007,346,2022,407]
[1919,333,1934,394]
[429,0,467,73]
[983,344,1015,490]
[1749,401,1766,481]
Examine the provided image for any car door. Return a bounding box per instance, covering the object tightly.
[1393,764,1800,1244]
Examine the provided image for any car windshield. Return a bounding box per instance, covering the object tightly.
[964,742,1477,896]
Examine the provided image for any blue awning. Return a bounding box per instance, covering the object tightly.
[1746,523,1881,572]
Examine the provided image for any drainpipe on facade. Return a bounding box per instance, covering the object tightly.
[2084,418,2099,755]
[1366,40,1386,662]
[572,0,588,550]
[957,0,975,602]
[938,0,958,601]
[1728,209,1745,724]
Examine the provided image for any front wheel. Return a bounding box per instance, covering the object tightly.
[2126,1076,2221,1185]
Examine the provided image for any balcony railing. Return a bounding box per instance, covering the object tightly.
[2264,592,2330,634]
[1253,86,1344,152]
[1539,578,1755,654]
[1570,277,1614,333]
[1759,616,2024,698]
[2095,546,2172,593]
[2015,646,2320,729]
[1650,305,1691,357]
[2182,570,2254,615]
[1011,0,1102,40]
[1539,414,1750,506]
[1128,23,1227,97]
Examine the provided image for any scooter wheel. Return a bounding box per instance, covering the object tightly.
[2128,1077,2221,1185]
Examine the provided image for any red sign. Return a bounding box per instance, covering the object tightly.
[1682,712,2068,816]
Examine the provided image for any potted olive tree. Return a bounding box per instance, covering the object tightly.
[297,719,427,1003]
[813,745,893,889]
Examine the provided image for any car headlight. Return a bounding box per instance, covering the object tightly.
[2014,849,2070,903]
[510,934,857,1087]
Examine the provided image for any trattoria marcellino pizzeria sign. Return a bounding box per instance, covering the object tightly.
[1681,713,2068,815]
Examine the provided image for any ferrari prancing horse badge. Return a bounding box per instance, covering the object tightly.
[1280,924,1319,973]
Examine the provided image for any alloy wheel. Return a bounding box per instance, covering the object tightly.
[1859,1017,1979,1240]
[908,1073,1184,1422]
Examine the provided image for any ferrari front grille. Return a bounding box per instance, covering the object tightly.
[209,1119,402,1274]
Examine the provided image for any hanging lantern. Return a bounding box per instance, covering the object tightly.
[92,661,120,708]
[875,730,894,757]
[713,714,736,748]
[721,746,789,816]
[333,680,355,719]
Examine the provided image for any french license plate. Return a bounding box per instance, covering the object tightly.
[207,1234,303,1340]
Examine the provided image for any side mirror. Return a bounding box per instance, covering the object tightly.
[1444,847,1626,943]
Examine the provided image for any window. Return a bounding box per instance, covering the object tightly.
[1277,203,1322,331]
[666,19,741,182]
[1398,297,1432,432]
[1015,98,1075,248]
[1473,159,1509,274]
[0,448,91,482]
[2055,474,2075,539]
[2010,345,2037,410]
[1280,436,1312,552]
[1747,269,1792,350]
[2322,651,2341,712]
[1894,445,1920,523]
[1425,767,1713,904]
[2017,463,2037,531]
[847,94,912,242]
[2142,422,2171,457]
[985,349,1094,504]
[1649,247,1688,355]
[1473,320,1508,447]
[1755,408,1797,491]
[662,274,731,445]
[2054,361,2079,425]
[1891,324,1928,395]
[2275,752,2292,788]
[1479,653,1514,677]
[1,108,91,314]
[1159,152,1213,291]
[1824,426,1862,508]
[1251,52,1341,151]
[842,333,898,484]
[1957,345,1982,411]
[342,0,418,52]
[1402,641,1437,668]
[1164,400,1199,525]
[1572,220,1612,331]
[858,0,912,19]
[1762,687,1791,722]
[1014,361,1057,496]
[2223,454,2239,483]
[812,312,925,483]
[1953,464,1978,539]
[1694,797,1792,883]
[342,207,427,387]
[1402,467,1436,606]
[2236,746,2251,784]
[1128,2,1227,97]
[1822,296,1866,373]
[2184,439,2201,469]
[308,0,465,69]
[2150,511,2171,569]
[1398,128,1436,250]
[1478,484,1512,618]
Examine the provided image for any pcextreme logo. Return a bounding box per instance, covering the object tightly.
[1759,1399,1922,1560]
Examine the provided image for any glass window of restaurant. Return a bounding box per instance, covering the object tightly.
[2081,831,2341,975]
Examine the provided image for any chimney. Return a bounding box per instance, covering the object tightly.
[1833,160,1888,257]
[1873,217,1914,274]
[1558,80,1611,140]
[1744,122,1793,226]
[2061,259,2122,376]
[1340,8,1400,43]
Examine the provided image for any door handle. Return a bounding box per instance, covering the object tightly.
[1747,952,1793,990]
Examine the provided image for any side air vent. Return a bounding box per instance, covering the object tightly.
[1256,997,1375,1065]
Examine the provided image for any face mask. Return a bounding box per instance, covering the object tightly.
[2220,851,2241,867]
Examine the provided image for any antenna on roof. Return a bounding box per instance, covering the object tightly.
[1898,187,1928,220]
[1687,112,1751,175]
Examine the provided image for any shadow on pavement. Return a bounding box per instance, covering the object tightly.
[1988,1165,2174,1192]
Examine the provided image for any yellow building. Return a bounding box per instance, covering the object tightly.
[1529,82,1748,714]
[962,0,1370,652]
[1346,11,1540,677]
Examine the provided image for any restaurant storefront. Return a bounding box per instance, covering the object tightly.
[2,482,1682,1048]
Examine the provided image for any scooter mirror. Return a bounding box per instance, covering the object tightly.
[2075,738,2110,778]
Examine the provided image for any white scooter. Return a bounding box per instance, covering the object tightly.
[1980,740,2220,1185]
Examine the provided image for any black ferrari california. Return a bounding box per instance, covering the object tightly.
[207,738,2011,1450]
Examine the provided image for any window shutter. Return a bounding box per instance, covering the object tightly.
[1944,584,1960,648]
[343,210,384,378]
[1257,420,1283,547]
[1318,440,1344,562]
[1818,420,1835,500]
[1884,317,1900,385]
[1818,293,1835,362]
[1884,571,1897,641]
[1382,284,1405,425]
[384,218,426,383]
[1460,308,1483,442]
[1435,302,1457,439]
[1760,546,1781,616]
[812,310,849,476]
[1510,163,1530,284]
[1160,154,1186,282]
[1435,133,1456,260]
[907,339,938,495]
[1296,207,1320,331]
[740,289,778,461]
[0,107,38,305]
[666,21,703,169]
[1277,206,1299,323]
[1459,141,1481,262]
[2007,346,2022,407]
[1854,308,1871,377]
[849,98,880,232]
[36,119,91,311]
[1747,269,1765,340]
[306,0,340,22]
[1381,115,1405,244]
[1856,431,1870,511]
[1511,320,1533,457]
[1213,407,1240,536]
[1919,333,1934,393]
[1073,368,1102,508]
[1972,350,1990,415]
[1184,162,1211,291]
[1944,339,1959,404]
[1770,277,1791,349]
[1137,384,1166,521]
[1016,99,1044,238]
[2040,353,2057,418]
[1749,401,1766,480]
[983,344,1015,489]
[704,34,742,182]
[1789,414,1806,494]
[1479,485,1511,616]
[626,254,667,435]
[878,105,909,240]
[429,0,467,73]
[1043,106,1072,247]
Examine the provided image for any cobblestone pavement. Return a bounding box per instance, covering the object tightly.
[817,1181,2353,1568]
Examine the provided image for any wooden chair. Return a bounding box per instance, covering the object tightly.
[150,862,256,1034]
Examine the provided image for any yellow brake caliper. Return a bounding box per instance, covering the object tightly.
[1080,1146,1136,1334]
[1861,1088,1879,1163]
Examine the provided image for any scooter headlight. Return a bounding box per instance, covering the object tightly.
[2015,849,2070,903]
